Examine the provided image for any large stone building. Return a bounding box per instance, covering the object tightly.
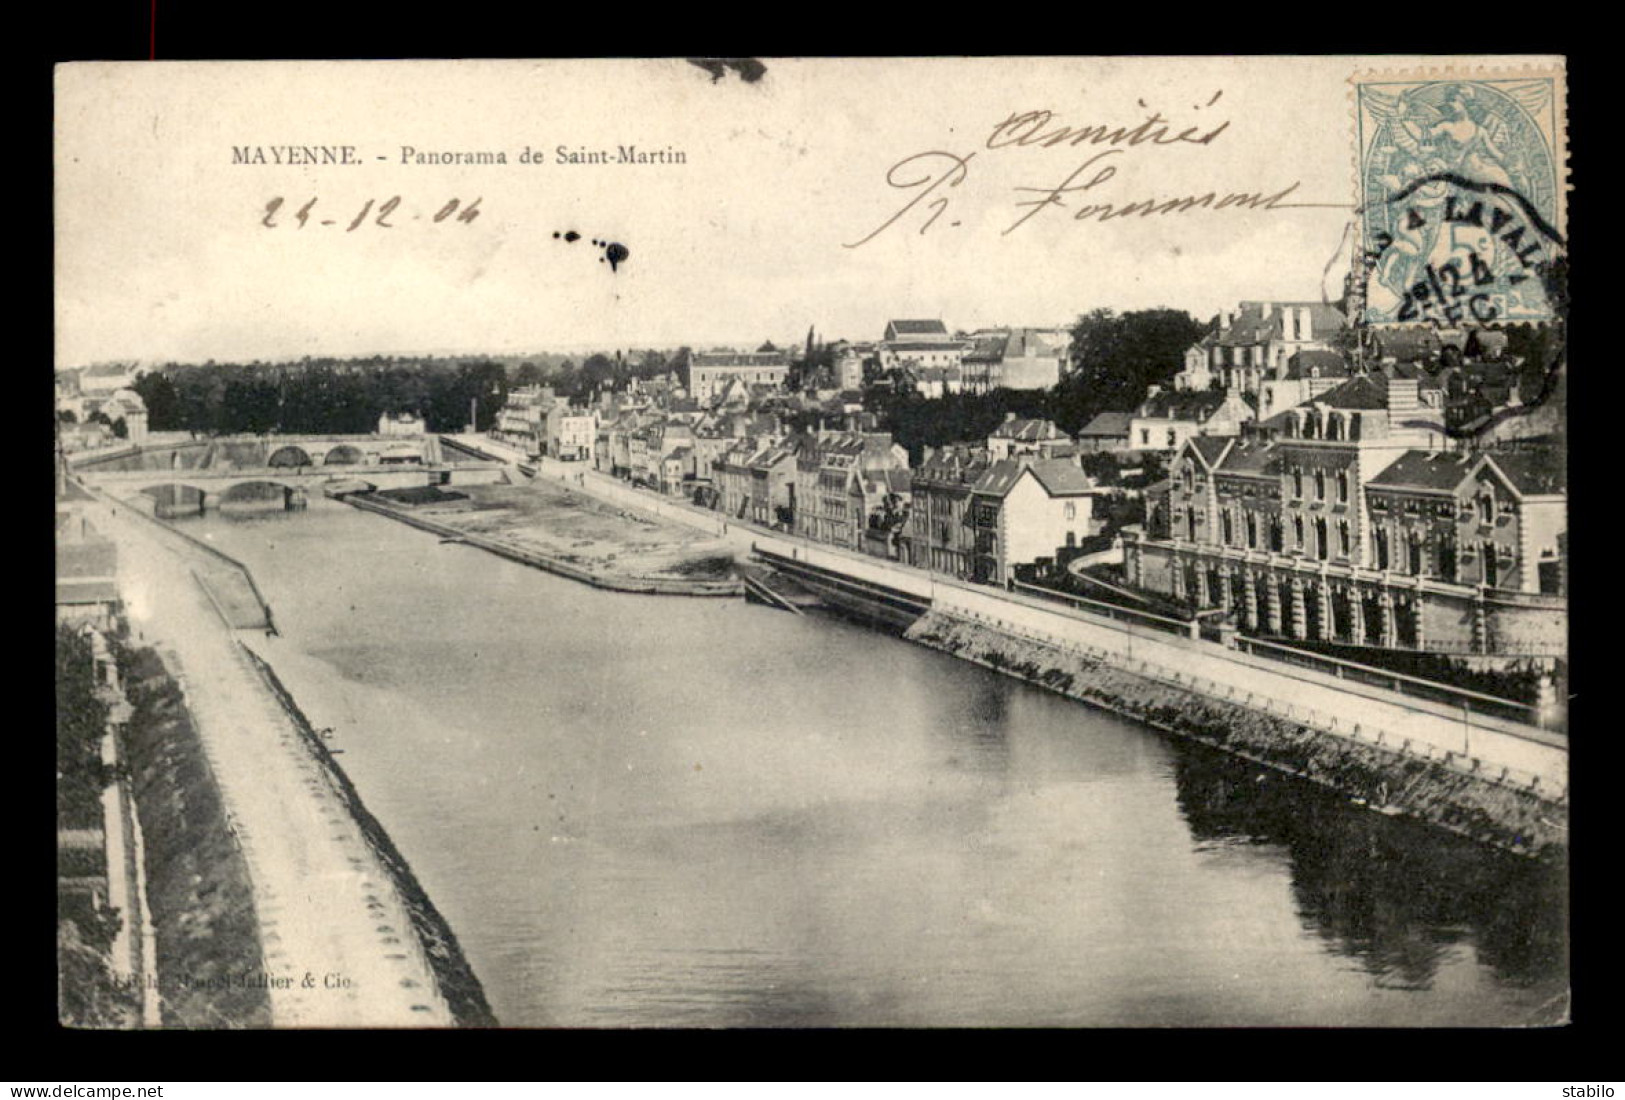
[684,349,790,404]
[877,319,965,374]
[1127,373,1565,658]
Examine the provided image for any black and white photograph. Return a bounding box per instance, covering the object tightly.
[53,56,1569,1029]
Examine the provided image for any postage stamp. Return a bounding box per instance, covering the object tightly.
[1352,67,1567,327]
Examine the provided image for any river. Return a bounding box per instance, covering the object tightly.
[180,498,1567,1027]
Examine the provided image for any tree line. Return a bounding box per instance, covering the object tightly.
[130,350,675,436]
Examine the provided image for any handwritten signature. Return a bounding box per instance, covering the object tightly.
[846,97,1345,247]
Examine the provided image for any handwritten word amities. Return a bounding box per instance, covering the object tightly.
[260,196,482,231]
[847,92,1346,247]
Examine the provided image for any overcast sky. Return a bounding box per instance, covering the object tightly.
[56,57,1416,367]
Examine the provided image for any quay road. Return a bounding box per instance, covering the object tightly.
[447,436,1567,796]
[80,488,456,1027]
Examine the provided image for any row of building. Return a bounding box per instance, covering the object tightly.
[488,297,1562,661]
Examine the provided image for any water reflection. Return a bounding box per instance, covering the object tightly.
[176,501,1570,1027]
[1169,742,1568,1004]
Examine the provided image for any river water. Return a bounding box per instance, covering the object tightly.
[183,499,1567,1027]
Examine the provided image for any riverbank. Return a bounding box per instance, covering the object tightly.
[346,482,742,597]
[906,612,1566,862]
[77,488,487,1026]
[242,647,497,1027]
[478,448,1566,861]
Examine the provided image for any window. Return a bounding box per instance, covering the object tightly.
[1314,470,1326,501]
[1063,502,1077,522]
[1478,492,1495,524]
[1338,520,1351,557]
[1375,527,1390,570]
[1246,513,1257,549]
[1292,467,1304,498]
[1293,515,1304,548]
[1221,510,1234,544]
[1337,471,1350,503]
[1140,430,1150,445]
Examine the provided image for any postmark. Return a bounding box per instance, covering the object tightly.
[1351,68,1566,327]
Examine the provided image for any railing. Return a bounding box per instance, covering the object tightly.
[929,606,1565,799]
[1011,579,1195,638]
[1233,635,1541,727]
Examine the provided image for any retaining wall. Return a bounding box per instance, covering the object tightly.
[906,613,1566,861]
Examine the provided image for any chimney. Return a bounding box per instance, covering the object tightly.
[1004,411,1017,422]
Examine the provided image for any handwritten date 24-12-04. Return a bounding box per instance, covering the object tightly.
[260,196,482,231]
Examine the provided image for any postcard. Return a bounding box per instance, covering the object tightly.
[55,56,1567,1029]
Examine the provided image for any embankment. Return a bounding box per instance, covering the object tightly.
[345,492,742,597]
[96,486,271,629]
[905,612,1566,862]
[117,643,273,1028]
[242,648,498,1027]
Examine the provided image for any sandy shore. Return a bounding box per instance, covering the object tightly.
[84,492,458,1027]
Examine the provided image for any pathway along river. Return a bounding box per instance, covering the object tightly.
[182,498,1566,1027]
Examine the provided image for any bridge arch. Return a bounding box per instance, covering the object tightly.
[323,444,366,466]
[217,479,304,505]
[267,444,314,468]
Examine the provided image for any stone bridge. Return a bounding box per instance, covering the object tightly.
[77,435,506,513]
[72,434,445,473]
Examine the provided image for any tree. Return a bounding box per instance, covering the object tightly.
[133,371,182,430]
[1052,308,1206,434]
[57,408,77,424]
[111,418,128,439]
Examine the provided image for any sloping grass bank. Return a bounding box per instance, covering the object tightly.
[116,643,272,1028]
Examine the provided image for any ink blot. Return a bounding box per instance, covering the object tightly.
[564,230,580,242]
[604,242,629,272]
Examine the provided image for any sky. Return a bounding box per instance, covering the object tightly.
[54,56,1488,367]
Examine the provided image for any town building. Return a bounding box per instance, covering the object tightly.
[1076,411,1134,453]
[956,328,1071,393]
[1178,301,1347,398]
[986,415,1072,461]
[911,365,965,398]
[683,349,790,404]
[792,431,910,550]
[377,411,426,437]
[877,319,966,374]
[1128,386,1254,452]
[903,445,991,578]
[1255,351,1354,421]
[968,458,1100,586]
[997,328,1071,390]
